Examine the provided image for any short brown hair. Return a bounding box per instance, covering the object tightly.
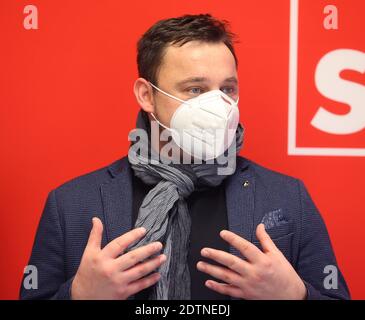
[137,14,238,85]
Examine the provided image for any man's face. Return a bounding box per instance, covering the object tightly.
[152,41,239,128]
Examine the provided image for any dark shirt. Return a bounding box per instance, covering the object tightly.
[131,174,230,300]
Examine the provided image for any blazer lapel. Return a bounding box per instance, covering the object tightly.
[225,157,256,301]
[225,157,256,259]
[100,157,133,244]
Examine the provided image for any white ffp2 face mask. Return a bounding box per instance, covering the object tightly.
[149,82,240,161]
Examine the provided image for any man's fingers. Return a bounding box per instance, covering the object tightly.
[205,280,243,299]
[200,248,250,276]
[86,217,103,250]
[116,241,163,271]
[102,227,146,258]
[220,230,263,263]
[126,272,161,296]
[122,254,166,283]
[256,223,277,253]
[197,261,243,288]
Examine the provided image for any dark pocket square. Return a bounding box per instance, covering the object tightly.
[261,208,288,230]
[256,208,293,241]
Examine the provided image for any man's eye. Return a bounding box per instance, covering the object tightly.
[187,87,202,95]
[221,87,236,95]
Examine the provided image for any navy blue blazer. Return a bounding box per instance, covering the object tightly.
[19,156,350,300]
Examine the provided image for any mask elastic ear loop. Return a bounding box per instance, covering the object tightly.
[148,81,187,133]
[148,82,186,104]
[150,112,180,140]
[150,112,171,131]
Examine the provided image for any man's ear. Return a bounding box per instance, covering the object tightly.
[133,78,155,113]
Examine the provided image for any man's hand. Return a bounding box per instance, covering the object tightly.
[197,223,307,300]
[71,217,166,300]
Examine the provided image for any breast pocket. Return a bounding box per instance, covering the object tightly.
[252,232,294,263]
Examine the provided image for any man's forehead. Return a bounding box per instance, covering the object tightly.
[158,41,237,83]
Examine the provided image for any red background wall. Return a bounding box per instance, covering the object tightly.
[0,0,364,299]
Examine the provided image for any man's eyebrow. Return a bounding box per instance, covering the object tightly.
[176,76,238,87]
[222,77,238,84]
[176,77,209,87]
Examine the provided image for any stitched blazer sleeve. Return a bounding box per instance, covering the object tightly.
[19,190,73,300]
[296,180,351,300]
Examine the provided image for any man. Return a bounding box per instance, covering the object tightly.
[20,14,350,300]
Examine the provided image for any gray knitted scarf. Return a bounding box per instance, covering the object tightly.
[127,110,244,300]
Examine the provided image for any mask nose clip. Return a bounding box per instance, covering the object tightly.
[221,95,232,105]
